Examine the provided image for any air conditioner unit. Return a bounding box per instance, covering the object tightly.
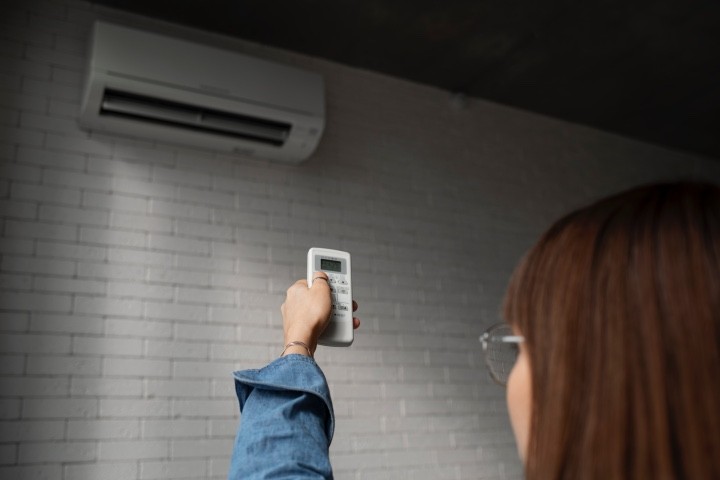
[79,21,325,163]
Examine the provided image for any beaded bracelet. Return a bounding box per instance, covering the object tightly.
[280,341,313,358]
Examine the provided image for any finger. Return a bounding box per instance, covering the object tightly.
[353,317,361,329]
[352,300,358,312]
[309,271,329,288]
[312,271,329,281]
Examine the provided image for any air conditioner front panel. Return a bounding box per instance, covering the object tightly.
[91,22,324,118]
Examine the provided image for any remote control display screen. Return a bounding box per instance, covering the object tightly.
[321,258,342,272]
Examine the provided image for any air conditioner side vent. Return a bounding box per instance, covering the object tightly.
[100,89,291,146]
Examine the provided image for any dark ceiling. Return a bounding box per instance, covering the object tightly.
[92,0,720,160]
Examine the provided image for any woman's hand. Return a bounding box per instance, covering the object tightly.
[281,272,360,357]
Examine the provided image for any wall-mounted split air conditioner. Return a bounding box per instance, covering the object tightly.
[79,21,325,163]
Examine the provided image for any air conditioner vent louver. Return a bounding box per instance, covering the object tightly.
[101,89,291,146]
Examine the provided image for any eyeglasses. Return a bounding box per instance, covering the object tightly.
[479,323,524,386]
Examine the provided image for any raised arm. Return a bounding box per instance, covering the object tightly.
[228,272,359,479]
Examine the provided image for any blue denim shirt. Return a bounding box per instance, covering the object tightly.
[228,354,335,479]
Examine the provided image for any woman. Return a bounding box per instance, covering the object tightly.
[502,181,720,479]
[229,181,720,479]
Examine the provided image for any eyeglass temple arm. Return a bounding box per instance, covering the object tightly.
[479,334,524,345]
[498,335,523,343]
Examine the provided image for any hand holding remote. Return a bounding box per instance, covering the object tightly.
[281,272,333,356]
[280,271,360,357]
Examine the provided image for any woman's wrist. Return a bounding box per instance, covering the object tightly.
[284,327,318,352]
[281,340,313,357]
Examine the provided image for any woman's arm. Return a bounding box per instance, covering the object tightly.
[228,272,359,479]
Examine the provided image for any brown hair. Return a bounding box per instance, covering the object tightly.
[504,182,720,479]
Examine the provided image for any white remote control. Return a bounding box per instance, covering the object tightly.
[307,248,353,347]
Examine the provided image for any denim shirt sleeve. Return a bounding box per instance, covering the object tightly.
[228,354,334,480]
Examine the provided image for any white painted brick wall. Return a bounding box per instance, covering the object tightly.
[2,0,720,479]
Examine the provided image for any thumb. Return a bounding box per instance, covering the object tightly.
[309,271,330,289]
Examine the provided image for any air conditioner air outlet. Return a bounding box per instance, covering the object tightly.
[101,89,290,146]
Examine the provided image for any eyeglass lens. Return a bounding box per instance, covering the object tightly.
[483,325,520,385]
